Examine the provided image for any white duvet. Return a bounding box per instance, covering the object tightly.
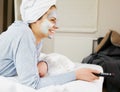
[0,53,104,92]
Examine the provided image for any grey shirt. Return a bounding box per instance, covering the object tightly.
[0,21,76,89]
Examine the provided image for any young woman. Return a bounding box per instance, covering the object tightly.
[0,0,99,89]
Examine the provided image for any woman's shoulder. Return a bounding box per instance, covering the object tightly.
[5,20,32,36]
[10,21,35,41]
[0,21,33,40]
[9,20,29,32]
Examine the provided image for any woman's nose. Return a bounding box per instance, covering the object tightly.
[53,25,58,29]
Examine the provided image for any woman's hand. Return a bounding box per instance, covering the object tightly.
[75,68,100,82]
[37,61,48,77]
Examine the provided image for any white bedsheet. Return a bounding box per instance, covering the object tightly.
[0,64,104,92]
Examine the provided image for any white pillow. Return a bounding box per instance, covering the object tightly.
[39,53,75,76]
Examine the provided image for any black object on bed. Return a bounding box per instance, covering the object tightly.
[82,30,120,92]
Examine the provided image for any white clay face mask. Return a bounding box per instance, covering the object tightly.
[40,19,54,34]
[48,34,54,39]
[47,10,58,39]
[40,10,57,39]
[48,10,57,19]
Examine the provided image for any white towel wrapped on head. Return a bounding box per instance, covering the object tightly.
[20,0,56,23]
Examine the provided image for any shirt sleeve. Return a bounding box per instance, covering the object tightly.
[15,31,76,89]
[37,71,76,89]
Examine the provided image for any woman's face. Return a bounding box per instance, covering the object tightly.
[34,6,58,39]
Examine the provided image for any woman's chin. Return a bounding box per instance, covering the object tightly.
[48,35,54,39]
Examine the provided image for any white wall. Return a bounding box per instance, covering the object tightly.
[42,0,120,62]
[56,0,98,33]
[14,0,22,20]
[14,0,120,36]
[97,0,120,36]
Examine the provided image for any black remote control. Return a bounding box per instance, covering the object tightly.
[93,73,115,77]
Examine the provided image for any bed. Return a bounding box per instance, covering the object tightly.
[0,53,104,92]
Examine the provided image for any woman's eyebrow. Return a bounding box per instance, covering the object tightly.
[47,10,57,19]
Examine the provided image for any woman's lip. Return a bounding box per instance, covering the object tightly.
[51,30,55,33]
[49,29,55,33]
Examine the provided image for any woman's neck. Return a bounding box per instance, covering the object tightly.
[29,25,43,45]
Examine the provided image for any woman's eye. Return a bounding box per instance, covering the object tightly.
[50,19,55,21]
[50,19,56,23]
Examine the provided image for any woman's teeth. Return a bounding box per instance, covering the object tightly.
[49,30,55,33]
[51,31,55,33]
